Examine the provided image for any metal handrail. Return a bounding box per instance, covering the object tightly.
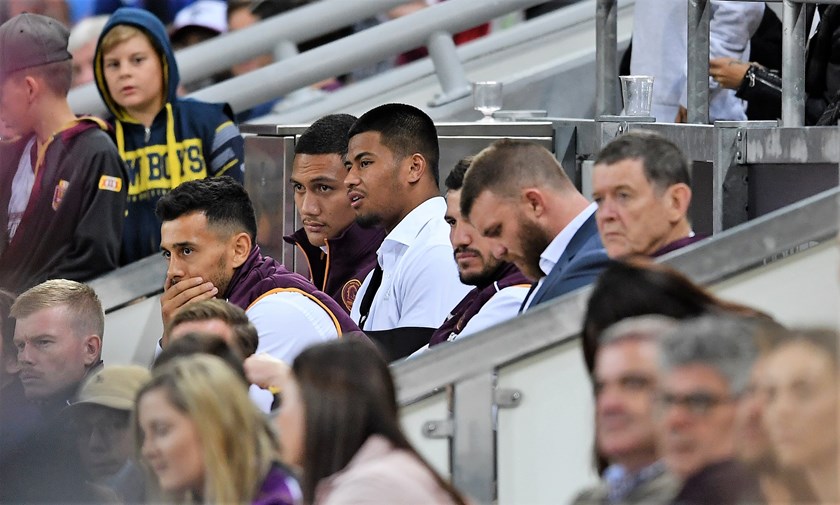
[596,0,840,126]
[394,186,840,404]
[70,0,549,116]
[68,0,413,114]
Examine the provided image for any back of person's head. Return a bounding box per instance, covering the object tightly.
[0,13,73,97]
[166,299,258,357]
[11,279,104,340]
[582,256,768,373]
[594,130,690,191]
[348,103,440,185]
[660,315,759,396]
[153,332,248,381]
[292,339,465,505]
[295,113,357,156]
[461,138,575,217]
[444,156,473,192]
[136,354,277,503]
[155,176,258,241]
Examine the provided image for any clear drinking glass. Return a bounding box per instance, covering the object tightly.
[473,81,503,121]
[619,75,654,116]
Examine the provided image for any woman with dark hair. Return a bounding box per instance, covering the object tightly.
[268,339,468,505]
[582,256,768,374]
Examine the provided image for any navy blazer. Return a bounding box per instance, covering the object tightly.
[526,214,609,309]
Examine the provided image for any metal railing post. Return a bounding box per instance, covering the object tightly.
[275,40,299,61]
[687,0,711,124]
[595,0,618,117]
[427,30,472,106]
[782,0,807,126]
[452,373,496,504]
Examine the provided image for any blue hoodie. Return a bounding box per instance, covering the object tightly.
[94,7,245,264]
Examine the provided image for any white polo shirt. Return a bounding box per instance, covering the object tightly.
[350,197,471,331]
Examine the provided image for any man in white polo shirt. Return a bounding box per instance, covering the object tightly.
[344,103,470,360]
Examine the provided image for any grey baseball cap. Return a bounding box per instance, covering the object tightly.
[0,13,71,81]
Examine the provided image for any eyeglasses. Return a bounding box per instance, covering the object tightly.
[656,391,735,416]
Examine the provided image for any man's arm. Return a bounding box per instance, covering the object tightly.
[48,148,126,281]
[365,327,436,361]
[246,291,339,363]
[455,285,530,340]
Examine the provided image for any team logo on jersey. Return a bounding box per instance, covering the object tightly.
[52,180,69,210]
[98,175,122,192]
[341,279,362,311]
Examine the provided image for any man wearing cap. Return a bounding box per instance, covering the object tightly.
[170,0,230,93]
[68,365,151,503]
[0,13,127,295]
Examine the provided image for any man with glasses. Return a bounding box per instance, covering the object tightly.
[573,316,680,504]
[657,315,764,504]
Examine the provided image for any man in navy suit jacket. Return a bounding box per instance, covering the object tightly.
[460,139,609,311]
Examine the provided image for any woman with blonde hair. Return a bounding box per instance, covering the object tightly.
[135,354,299,504]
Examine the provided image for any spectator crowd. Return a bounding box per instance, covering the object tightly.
[0,1,837,504]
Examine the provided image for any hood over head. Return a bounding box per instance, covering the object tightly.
[93,7,179,121]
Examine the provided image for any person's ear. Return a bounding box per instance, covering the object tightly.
[22,76,40,102]
[3,353,19,375]
[82,335,102,367]
[405,153,427,184]
[522,188,547,218]
[664,183,692,223]
[231,232,252,268]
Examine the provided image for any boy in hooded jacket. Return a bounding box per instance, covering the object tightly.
[94,7,245,264]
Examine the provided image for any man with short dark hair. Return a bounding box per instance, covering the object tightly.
[427,156,529,348]
[284,114,385,313]
[657,315,764,504]
[572,316,680,504]
[592,131,701,259]
[461,138,608,311]
[344,103,470,360]
[0,13,126,294]
[156,176,359,367]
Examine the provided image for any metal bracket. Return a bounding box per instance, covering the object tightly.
[426,30,471,107]
[494,388,523,409]
[422,419,454,439]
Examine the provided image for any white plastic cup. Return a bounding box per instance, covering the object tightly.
[620,75,654,116]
